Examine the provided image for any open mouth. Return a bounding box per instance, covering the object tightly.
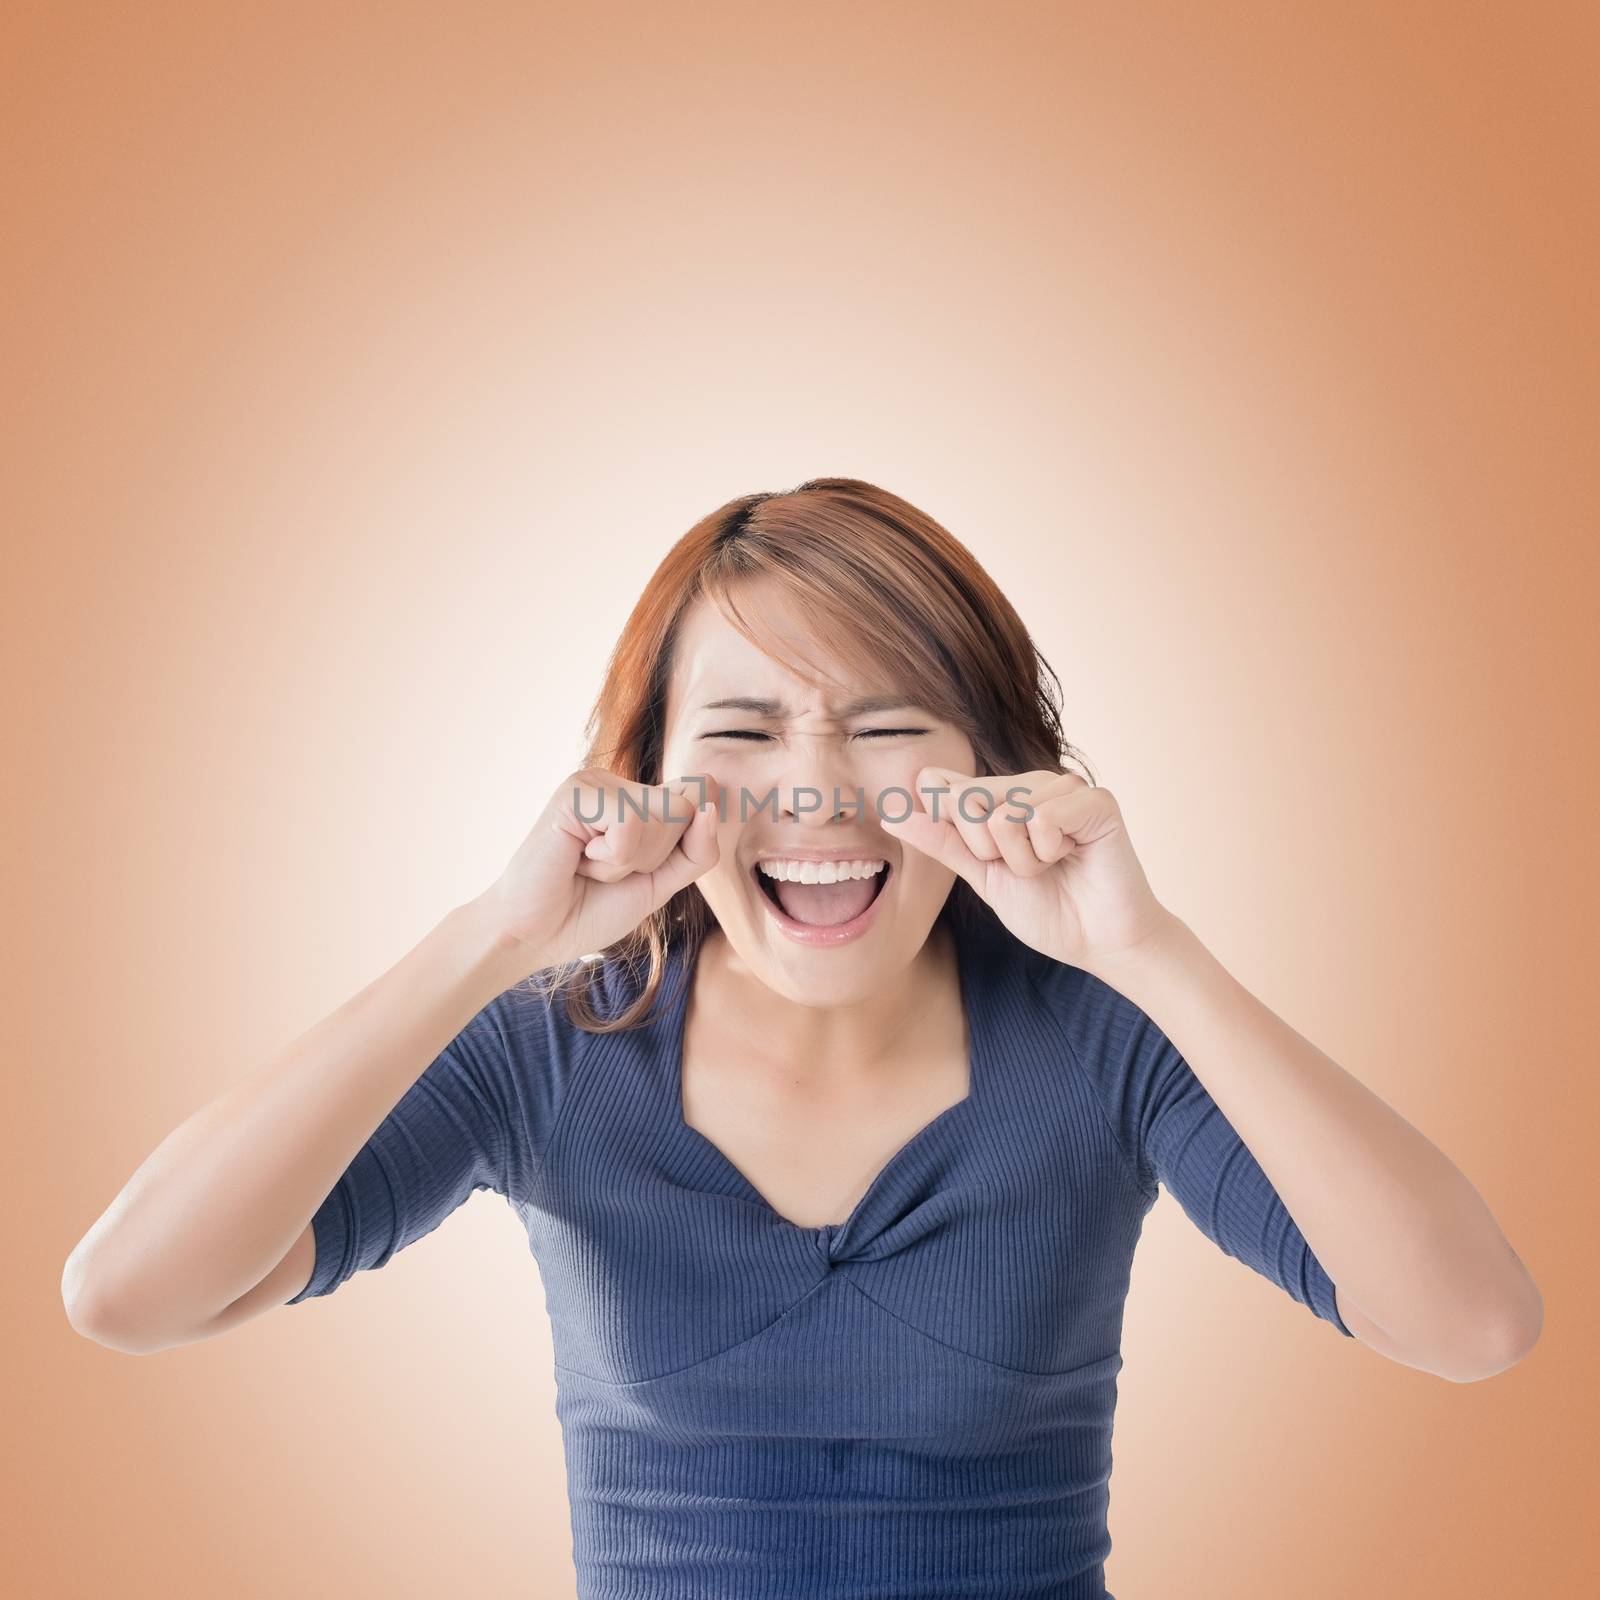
[751,859,892,931]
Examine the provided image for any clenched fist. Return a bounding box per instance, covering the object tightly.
[481,768,722,972]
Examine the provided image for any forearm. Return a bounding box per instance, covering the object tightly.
[1085,913,1542,1377]
[62,894,534,1347]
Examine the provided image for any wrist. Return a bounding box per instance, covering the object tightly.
[450,893,548,993]
[1079,908,1196,996]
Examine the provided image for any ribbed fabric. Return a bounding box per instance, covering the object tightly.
[290,907,1352,1597]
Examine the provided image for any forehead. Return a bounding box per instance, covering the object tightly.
[665,588,885,718]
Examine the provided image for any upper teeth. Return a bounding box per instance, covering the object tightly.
[758,858,887,885]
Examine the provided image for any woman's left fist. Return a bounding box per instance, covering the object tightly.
[880,765,1175,972]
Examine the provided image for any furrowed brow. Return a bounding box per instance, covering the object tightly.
[699,695,918,718]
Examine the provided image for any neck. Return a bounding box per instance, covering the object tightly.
[694,920,960,1083]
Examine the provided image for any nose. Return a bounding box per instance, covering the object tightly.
[771,737,868,828]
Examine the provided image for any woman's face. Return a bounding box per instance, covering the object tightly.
[659,581,978,1004]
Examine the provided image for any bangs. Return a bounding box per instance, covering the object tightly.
[698,560,975,738]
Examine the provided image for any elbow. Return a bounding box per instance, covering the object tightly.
[1438,1276,1545,1385]
[61,1261,119,1351]
[61,1250,131,1352]
[61,1246,170,1356]
[63,1291,145,1355]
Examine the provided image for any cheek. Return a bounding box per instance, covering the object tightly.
[659,738,696,785]
[866,755,930,807]
[893,851,945,893]
[879,735,975,786]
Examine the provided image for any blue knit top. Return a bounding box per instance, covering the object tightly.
[289,905,1352,1598]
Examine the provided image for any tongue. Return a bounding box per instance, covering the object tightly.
[773,874,878,927]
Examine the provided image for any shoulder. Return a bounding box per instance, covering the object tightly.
[1010,937,1133,1054]
[465,962,609,1115]
[488,942,670,1074]
[1013,939,1088,1011]
[957,914,1142,1067]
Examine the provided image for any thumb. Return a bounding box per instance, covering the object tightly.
[882,770,983,891]
[645,777,721,906]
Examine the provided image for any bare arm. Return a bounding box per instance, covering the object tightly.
[1087,913,1543,1383]
[61,894,536,1354]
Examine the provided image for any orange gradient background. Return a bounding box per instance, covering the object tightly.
[8,4,1596,1596]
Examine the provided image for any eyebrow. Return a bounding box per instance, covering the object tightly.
[699,695,920,718]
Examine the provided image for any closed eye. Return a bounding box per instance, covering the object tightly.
[703,727,931,742]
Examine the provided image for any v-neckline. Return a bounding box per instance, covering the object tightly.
[666,914,985,1242]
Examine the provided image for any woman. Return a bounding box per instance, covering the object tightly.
[63,478,1542,1598]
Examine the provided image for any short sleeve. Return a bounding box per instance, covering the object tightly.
[1027,951,1354,1338]
[287,979,584,1304]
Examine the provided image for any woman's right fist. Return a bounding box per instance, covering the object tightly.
[480,767,721,972]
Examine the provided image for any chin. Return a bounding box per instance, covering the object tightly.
[706,875,945,1004]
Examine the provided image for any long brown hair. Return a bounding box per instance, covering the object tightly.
[536,476,1095,1033]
